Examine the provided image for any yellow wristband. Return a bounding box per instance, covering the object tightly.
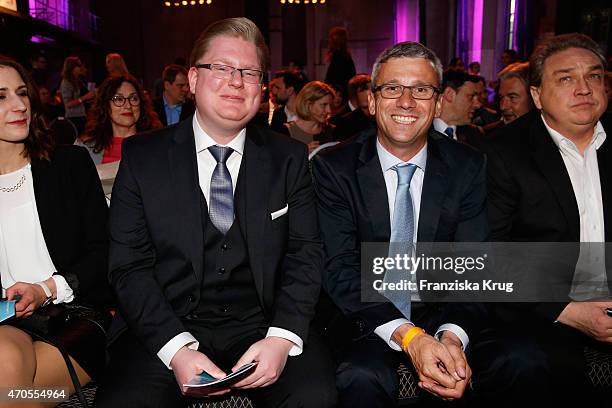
[401,326,425,351]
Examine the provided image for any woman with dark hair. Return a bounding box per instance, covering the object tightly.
[0,56,111,405]
[59,56,94,135]
[324,26,356,95]
[77,74,162,164]
[285,81,336,153]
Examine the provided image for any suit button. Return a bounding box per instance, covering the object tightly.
[221,243,230,251]
[218,267,226,274]
[221,305,230,313]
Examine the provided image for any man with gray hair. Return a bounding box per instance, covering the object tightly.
[313,41,488,406]
[497,62,533,125]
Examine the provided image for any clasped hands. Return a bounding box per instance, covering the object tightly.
[393,324,472,401]
[170,336,294,396]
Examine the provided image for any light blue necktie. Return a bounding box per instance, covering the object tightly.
[208,146,234,234]
[383,164,418,319]
[444,127,455,139]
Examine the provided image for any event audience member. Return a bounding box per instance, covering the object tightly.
[468,61,481,76]
[331,74,375,141]
[105,53,129,77]
[475,32,611,407]
[433,70,484,145]
[324,26,356,95]
[60,56,94,135]
[269,70,305,134]
[495,62,533,127]
[472,76,499,126]
[285,80,336,152]
[77,74,161,164]
[312,41,488,407]
[0,56,111,407]
[153,64,195,126]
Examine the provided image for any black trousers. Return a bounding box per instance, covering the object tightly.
[94,319,337,408]
[468,323,611,407]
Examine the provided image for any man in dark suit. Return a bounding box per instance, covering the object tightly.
[269,70,304,134]
[95,17,336,408]
[312,41,488,407]
[331,74,376,141]
[153,64,196,126]
[477,33,612,406]
[433,69,484,147]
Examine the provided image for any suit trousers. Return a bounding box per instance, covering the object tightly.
[94,318,338,408]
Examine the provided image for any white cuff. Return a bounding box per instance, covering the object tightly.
[434,323,469,350]
[50,275,74,304]
[157,332,199,369]
[374,318,411,351]
[266,327,303,356]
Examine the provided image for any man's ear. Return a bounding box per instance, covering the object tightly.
[188,67,199,95]
[442,86,455,103]
[530,85,543,110]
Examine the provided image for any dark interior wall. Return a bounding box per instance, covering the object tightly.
[555,0,611,55]
[93,0,247,89]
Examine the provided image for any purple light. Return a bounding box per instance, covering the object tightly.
[470,0,483,63]
[395,0,419,43]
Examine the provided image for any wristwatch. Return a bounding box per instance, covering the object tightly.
[36,281,54,308]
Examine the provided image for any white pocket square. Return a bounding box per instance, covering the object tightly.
[271,204,289,220]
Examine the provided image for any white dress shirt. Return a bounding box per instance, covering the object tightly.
[157,116,303,369]
[285,105,298,123]
[0,164,73,303]
[373,139,469,351]
[543,116,608,300]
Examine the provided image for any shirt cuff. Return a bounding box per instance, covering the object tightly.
[434,323,469,350]
[374,318,412,351]
[157,332,199,369]
[50,275,74,304]
[266,327,303,356]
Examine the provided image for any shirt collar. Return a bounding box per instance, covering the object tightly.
[376,137,427,172]
[192,115,246,156]
[542,114,607,151]
[348,100,356,111]
[163,94,182,110]
[433,118,455,134]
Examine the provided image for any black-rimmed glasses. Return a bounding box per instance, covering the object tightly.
[111,93,140,107]
[195,63,264,84]
[372,84,440,100]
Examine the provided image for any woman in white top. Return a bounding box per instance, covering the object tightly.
[0,56,111,405]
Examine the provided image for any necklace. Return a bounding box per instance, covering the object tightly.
[0,173,26,193]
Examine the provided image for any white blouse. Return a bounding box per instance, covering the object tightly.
[0,164,73,303]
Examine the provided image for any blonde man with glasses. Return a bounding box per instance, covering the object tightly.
[95,17,337,408]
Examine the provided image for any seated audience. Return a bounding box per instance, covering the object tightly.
[433,69,484,146]
[472,76,500,126]
[0,56,111,407]
[331,74,376,141]
[153,64,195,126]
[474,33,611,407]
[285,80,336,153]
[77,74,162,164]
[269,70,305,134]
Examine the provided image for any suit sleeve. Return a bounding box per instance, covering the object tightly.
[59,147,111,306]
[108,146,187,356]
[312,155,403,334]
[269,145,323,342]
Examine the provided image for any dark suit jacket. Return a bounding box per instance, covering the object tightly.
[107,118,322,356]
[28,146,111,306]
[153,97,195,126]
[484,111,612,322]
[312,128,488,339]
[332,108,375,141]
[456,124,486,150]
[270,106,290,135]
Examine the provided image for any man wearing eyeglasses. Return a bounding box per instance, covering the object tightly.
[312,42,488,406]
[96,17,337,408]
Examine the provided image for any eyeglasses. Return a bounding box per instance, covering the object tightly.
[195,63,264,84]
[111,93,140,107]
[372,84,440,100]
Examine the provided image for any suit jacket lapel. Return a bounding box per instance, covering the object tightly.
[356,132,391,241]
[598,117,612,242]
[30,158,61,261]
[168,120,204,281]
[529,116,580,240]
[418,131,449,242]
[237,126,270,304]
